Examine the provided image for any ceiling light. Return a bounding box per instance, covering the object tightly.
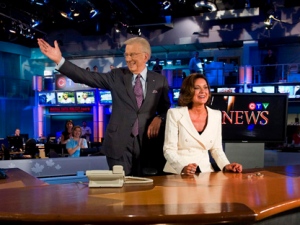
[9,22,18,34]
[162,1,171,10]
[127,27,141,36]
[30,0,48,6]
[60,11,73,20]
[31,18,40,28]
[194,1,217,12]
[264,15,276,30]
[90,9,99,18]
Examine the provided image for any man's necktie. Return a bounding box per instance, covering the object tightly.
[132,74,143,136]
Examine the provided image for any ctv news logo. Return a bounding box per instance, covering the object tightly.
[222,102,269,125]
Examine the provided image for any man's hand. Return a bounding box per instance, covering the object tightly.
[147,116,162,139]
[37,39,63,64]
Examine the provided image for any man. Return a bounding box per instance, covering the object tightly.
[263,49,277,83]
[152,58,163,74]
[37,37,171,176]
[81,92,92,104]
[81,121,92,142]
[189,51,203,74]
[14,128,21,136]
[60,92,72,103]
[93,65,98,72]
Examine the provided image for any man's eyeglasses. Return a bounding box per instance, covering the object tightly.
[123,52,143,58]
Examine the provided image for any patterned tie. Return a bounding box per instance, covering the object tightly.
[132,74,143,136]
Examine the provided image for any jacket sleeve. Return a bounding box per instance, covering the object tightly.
[163,109,190,174]
[209,110,230,170]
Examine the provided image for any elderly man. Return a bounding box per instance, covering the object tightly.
[37,37,170,176]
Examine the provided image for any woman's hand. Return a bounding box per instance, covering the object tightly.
[182,163,198,175]
[224,163,243,173]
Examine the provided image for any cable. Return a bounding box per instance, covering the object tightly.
[124,176,153,184]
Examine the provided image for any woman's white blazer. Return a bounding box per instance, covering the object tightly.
[163,106,230,174]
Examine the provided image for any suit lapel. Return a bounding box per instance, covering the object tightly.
[178,107,211,148]
[178,107,202,141]
[141,72,155,109]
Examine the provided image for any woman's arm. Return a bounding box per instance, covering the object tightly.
[80,138,88,148]
[66,139,80,156]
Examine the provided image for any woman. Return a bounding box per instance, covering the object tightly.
[66,126,88,157]
[60,120,74,144]
[163,73,242,175]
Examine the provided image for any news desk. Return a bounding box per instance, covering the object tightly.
[1,166,300,224]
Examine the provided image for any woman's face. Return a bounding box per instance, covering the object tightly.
[73,128,81,138]
[66,122,73,129]
[192,78,210,105]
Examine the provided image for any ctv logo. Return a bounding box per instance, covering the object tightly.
[248,102,269,110]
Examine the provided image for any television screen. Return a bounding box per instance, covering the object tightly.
[252,86,275,93]
[38,92,57,105]
[76,91,95,104]
[56,91,76,104]
[278,85,300,99]
[99,90,112,105]
[172,88,180,102]
[166,60,173,65]
[209,93,288,143]
[217,87,236,93]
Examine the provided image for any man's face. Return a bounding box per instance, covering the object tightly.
[15,129,20,136]
[125,43,148,74]
[63,94,68,100]
[83,93,88,99]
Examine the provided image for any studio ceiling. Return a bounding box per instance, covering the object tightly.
[0,0,299,48]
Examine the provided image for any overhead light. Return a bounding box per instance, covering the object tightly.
[31,18,40,28]
[194,1,217,12]
[60,0,99,21]
[162,1,171,10]
[60,11,73,20]
[30,0,48,6]
[9,22,18,34]
[127,27,141,36]
[245,0,250,8]
[264,15,276,30]
[90,9,99,18]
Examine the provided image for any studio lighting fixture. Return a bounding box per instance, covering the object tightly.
[30,18,40,28]
[264,15,279,30]
[9,22,17,33]
[162,1,171,10]
[30,0,48,6]
[127,27,141,36]
[194,1,217,12]
[90,9,99,18]
[60,0,99,21]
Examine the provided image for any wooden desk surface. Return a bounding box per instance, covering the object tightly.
[0,168,47,189]
[0,166,300,224]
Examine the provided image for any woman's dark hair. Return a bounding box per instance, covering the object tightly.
[178,73,211,109]
[64,120,74,131]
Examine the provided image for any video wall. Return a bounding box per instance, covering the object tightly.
[38,90,112,106]
[209,83,300,102]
